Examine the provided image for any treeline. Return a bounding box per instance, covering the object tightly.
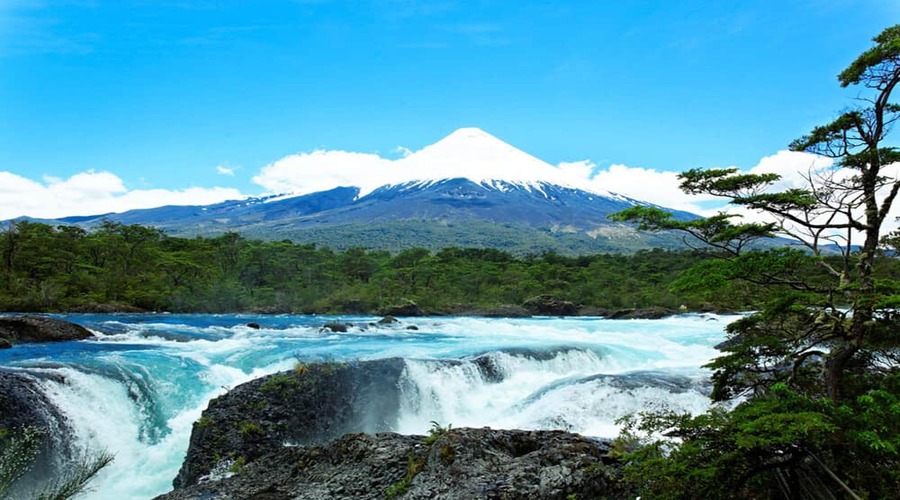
[0,220,760,314]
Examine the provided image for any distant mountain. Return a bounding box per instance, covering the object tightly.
[19,128,701,255]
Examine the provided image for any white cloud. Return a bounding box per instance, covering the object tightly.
[252,149,399,196]
[250,142,846,225]
[576,150,900,243]
[572,162,721,214]
[216,165,235,176]
[0,170,245,220]
[556,160,596,180]
[566,150,838,216]
[745,150,835,191]
[10,141,896,249]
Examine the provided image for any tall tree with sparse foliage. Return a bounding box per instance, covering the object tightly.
[612,25,900,498]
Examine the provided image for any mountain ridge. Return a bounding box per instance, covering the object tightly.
[11,128,699,255]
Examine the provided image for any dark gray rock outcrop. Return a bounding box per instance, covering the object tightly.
[0,315,94,346]
[522,295,578,316]
[378,315,400,325]
[173,358,407,489]
[604,307,677,320]
[157,428,624,500]
[322,321,351,332]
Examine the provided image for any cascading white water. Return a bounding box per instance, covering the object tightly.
[396,349,712,437]
[0,313,738,499]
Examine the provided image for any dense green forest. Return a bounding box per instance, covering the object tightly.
[0,219,760,314]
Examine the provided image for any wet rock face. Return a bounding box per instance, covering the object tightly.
[0,370,74,497]
[172,358,407,489]
[157,428,624,500]
[0,316,93,345]
[167,354,634,499]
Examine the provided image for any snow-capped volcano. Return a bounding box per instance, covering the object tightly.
[390,127,606,195]
[25,127,699,255]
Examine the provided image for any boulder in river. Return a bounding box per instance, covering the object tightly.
[173,358,407,488]
[0,315,94,346]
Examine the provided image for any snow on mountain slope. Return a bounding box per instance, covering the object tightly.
[368,128,621,199]
[385,128,596,194]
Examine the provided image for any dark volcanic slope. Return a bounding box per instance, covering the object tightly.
[26,179,697,254]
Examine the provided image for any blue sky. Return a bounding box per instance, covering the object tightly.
[0,1,898,219]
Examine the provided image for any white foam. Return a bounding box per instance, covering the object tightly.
[16,313,737,498]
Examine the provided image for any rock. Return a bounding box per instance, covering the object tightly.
[477,305,532,318]
[322,321,350,333]
[604,307,676,320]
[577,306,612,317]
[0,370,76,497]
[167,355,632,499]
[406,325,419,331]
[377,315,399,325]
[380,300,424,317]
[0,316,94,346]
[522,295,578,316]
[245,322,261,330]
[172,358,407,489]
[156,428,625,500]
[0,338,11,349]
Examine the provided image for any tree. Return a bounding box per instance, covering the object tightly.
[611,25,900,498]
[0,427,114,499]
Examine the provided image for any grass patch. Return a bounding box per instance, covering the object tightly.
[259,373,299,393]
[384,454,425,500]
[238,421,264,438]
[196,416,213,429]
[422,421,451,445]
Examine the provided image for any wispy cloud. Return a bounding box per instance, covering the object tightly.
[216,165,236,176]
[445,22,510,47]
[376,0,459,21]
[178,25,274,46]
[398,41,452,49]
[0,14,98,56]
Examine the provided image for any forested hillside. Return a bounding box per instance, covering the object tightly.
[0,220,777,314]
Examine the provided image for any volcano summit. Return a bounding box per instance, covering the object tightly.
[36,128,696,254]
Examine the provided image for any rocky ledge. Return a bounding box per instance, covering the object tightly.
[0,370,78,497]
[165,356,631,499]
[0,315,94,348]
[172,359,407,488]
[157,427,623,500]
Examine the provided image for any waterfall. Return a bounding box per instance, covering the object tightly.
[0,312,737,498]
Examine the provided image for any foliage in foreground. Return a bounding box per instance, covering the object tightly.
[612,24,900,498]
[0,426,114,499]
[618,379,900,499]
